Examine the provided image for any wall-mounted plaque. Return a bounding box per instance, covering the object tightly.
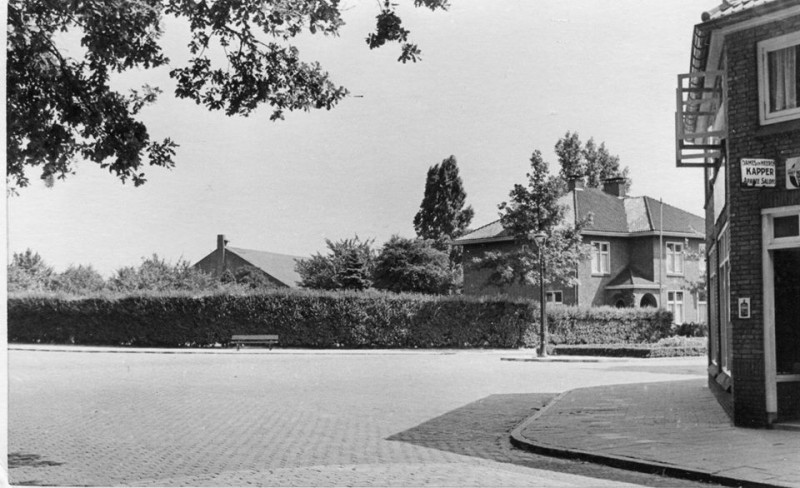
[741,159,776,188]
[738,298,751,319]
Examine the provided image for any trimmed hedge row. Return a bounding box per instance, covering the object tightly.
[547,306,674,345]
[553,344,706,358]
[7,291,674,349]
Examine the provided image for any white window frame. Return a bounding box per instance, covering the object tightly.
[699,243,707,274]
[591,241,610,276]
[546,290,563,304]
[667,290,685,324]
[697,289,708,324]
[719,224,732,374]
[757,31,800,125]
[666,241,685,276]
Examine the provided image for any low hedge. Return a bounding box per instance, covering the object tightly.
[553,337,707,357]
[7,291,674,349]
[553,344,706,358]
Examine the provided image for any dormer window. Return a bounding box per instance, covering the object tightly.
[758,31,800,125]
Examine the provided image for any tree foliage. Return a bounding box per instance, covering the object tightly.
[108,254,219,292]
[7,249,55,292]
[413,155,474,241]
[373,235,457,294]
[220,265,277,290]
[6,0,449,190]
[51,264,106,294]
[295,236,374,291]
[475,150,591,288]
[554,131,631,189]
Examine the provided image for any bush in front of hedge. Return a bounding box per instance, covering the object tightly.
[7,291,674,349]
[547,306,674,345]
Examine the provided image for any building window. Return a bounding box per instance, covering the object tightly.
[718,225,732,373]
[697,289,707,324]
[666,242,685,275]
[699,243,707,274]
[758,31,800,125]
[709,243,719,365]
[668,291,685,324]
[546,291,563,304]
[591,241,610,275]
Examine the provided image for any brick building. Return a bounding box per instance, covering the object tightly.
[676,0,800,426]
[194,235,303,288]
[454,179,706,323]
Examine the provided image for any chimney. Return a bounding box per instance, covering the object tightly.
[216,234,228,275]
[602,177,628,198]
[567,175,585,191]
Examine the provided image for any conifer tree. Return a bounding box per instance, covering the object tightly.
[413,156,474,241]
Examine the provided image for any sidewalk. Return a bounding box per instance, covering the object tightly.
[511,379,800,488]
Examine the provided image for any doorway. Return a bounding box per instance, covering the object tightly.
[774,248,800,375]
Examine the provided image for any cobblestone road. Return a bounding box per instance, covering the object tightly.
[8,349,715,486]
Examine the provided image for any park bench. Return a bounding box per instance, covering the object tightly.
[231,334,279,351]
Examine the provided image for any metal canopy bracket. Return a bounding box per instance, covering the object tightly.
[675,71,726,168]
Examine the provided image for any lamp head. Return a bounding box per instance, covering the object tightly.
[530,231,547,245]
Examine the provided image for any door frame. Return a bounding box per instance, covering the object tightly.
[762,205,800,419]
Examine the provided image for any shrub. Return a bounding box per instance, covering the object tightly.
[547,306,674,345]
[51,265,106,294]
[8,249,55,292]
[672,322,708,337]
[108,254,222,292]
[7,290,534,348]
[372,236,457,294]
[9,291,676,350]
[296,237,374,291]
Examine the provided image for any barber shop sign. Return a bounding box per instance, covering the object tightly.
[740,158,776,188]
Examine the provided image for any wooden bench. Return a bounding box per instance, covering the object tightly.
[231,334,279,351]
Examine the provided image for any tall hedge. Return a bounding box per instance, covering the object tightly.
[7,291,672,349]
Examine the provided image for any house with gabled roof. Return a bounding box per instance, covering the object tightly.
[454,178,707,324]
[193,235,303,288]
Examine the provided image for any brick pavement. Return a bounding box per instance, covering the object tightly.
[7,348,715,487]
[512,379,800,488]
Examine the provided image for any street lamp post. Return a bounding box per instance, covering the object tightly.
[532,232,548,358]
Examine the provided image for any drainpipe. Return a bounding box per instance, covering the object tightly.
[659,199,664,307]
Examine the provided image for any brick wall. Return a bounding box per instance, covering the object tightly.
[723,13,800,426]
[461,241,578,302]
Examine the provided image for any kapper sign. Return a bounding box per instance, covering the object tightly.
[741,158,776,188]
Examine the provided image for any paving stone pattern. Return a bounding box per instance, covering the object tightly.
[8,349,713,487]
[517,379,800,487]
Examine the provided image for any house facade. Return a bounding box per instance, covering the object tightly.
[676,0,800,426]
[194,234,303,288]
[455,179,707,324]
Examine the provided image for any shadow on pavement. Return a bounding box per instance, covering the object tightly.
[387,393,718,487]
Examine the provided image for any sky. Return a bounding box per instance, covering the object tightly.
[6,0,714,276]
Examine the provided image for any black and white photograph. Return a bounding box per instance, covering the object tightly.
[5,0,800,486]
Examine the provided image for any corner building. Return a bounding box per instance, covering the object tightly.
[677,0,800,426]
